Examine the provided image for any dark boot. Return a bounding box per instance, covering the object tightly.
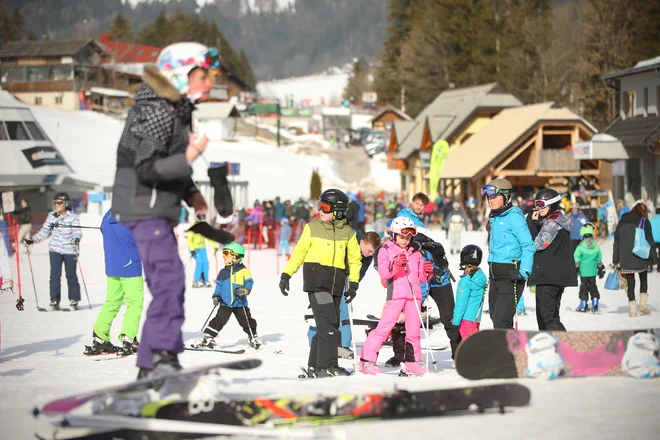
[136,350,182,382]
[317,365,351,377]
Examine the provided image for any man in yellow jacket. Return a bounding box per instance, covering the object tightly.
[187,214,219,287]
[279,189,362,377]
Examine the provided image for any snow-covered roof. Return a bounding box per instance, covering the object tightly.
[90,87,132,98]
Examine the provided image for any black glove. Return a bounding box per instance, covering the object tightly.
[344,281,358,304]
[279,273,290,296]
[508,269,526,283]
[597,263,606,279]
[23,238,33,246]
[190,250,196,257]
[212,296,220,307]
[234,286,249,297]
[70,238,80,247]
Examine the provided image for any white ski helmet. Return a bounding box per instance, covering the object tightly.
[156,42,220,95]
[390,216,417,236]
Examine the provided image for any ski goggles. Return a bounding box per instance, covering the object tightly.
[222,249,239,258]
[52,200,65,207]
[319,201,334,214]
[480,184,510,197]
[533,194,562,210]
[397,227,417,237]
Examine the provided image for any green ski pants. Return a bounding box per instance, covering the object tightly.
[93,276,145,342]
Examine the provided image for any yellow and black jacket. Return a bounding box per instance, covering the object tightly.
[283,218,361,296]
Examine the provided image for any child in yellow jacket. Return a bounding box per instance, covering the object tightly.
[187,214,219,287]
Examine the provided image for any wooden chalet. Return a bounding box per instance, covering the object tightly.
[370,104,411,131]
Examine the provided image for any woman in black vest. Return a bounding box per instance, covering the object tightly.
[613,202,655,317]
[526,189,578,330]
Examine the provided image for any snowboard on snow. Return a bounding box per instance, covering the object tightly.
[455,329,660,380]
[35,358,263,416]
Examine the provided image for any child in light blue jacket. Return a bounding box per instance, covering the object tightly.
[452,245,488,340]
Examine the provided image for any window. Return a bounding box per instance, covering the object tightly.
[0,122,8,140]
[24,121,47,140]
[55,96,63,105]
[644,87,648,116]
[623,91,635,118]
[34,97,42,105]
[5,121,30,140]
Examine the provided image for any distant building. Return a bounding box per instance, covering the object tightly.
[369,104,411,131]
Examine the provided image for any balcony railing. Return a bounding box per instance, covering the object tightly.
[537,149,579,172]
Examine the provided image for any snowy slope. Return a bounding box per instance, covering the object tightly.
[1,226,659,439]
[257,73,349,107]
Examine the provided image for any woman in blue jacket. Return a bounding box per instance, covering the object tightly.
[452,245,488,339]
[482,179,535,329]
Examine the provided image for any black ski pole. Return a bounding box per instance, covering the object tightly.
[75,250,92,309]
[240,303,258,349]
[24,245,47,312]
[50,223,100,230]
[192,304,218,347]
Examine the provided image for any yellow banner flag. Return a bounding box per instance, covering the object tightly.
[429,140,450,197]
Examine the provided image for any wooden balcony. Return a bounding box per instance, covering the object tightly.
[3,80,74,93]
[537,149,579,172]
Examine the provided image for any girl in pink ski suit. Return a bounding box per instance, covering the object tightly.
[359,218,433,375]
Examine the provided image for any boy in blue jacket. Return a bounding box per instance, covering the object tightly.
[278,218,292,256]
[452,245,488,340]
[85,209,144,356]
[198,242,262,349]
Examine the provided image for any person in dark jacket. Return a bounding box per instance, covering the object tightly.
[111,42,219,378]
[526,189,578,331]
[15,199,33,244]
[614,202,656,317]
[86,209,144,356]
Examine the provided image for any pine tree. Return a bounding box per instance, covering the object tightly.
[310,169,322,200]
[109,13,133,42]
[238,49,257,91]
[343,58,369,105]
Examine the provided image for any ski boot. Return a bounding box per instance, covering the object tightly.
[249,335,263,350]
[403,361,428,376]
[136,350,182,383]
[576,300,589,312]
[69,300,79,311]
[358,360,382,375]
[192,281,203,288]
[194,335,216,350]
[317,365,351,377]
[298,366,317,378]
[84,332,118,356]
[385,355,404,368]
[591,298,599,313]
[205,281,213,288]
[117,335,139,356]
[337,346,354,359]
[50,301,60,311]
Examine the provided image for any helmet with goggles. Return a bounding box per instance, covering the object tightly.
[156,42,220,96]
[481,178,513,204]
[533,188,562,212]
[390,216,417,237]
[222,242,245,265]
[318,189,349,219]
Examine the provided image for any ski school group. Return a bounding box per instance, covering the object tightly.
[2,40,658,385]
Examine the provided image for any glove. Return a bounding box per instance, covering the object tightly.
[344,281,358,304]
[394,253,407,268]
[423,261,434,277]
[70,238,80,247]
[508,269,525,283]
[190,250,196,257]
[212,296,220,307]
[279,273,290,296]
[23,238,33,246]
[234,286,249,297]
[597,263,606,279]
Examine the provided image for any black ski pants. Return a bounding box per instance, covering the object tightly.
[49,252,80,302]
[488,263,525,329]
[535,285,566,331]
[578,277,600,301]
[622,271,648,301]
[428,284,462,358]
[204,305,257,338]
[308,291,341,369]
[655,244,660,272]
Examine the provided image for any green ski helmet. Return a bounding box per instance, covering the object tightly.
[580,223,595,238]
[222,242,245,265]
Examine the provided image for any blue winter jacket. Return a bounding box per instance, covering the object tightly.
[568,213,589,240]
[279,224,292,242]
[651,214,660,244]
[358,201,366,222]
[397,208,424,228]
[213,262,254,308]
[487,206,534,277]
[101,209,142,278]
[274,202,286,221]
[423,250,450,288]
[452,269,488,325]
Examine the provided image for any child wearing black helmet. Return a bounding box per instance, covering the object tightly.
[452,245,488,340]
[526,188,578,330]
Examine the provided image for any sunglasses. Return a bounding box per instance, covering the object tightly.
[319,201,333,214]
[533,195,562,210]
[480,184,510,197]
[398,227,417,237]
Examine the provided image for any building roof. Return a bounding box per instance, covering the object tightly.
[395,121,424,160]
[370,104,412,124]
[99,33,161,64]
[0,39,107,58]
[603,114,660,147]
[440,102,593,179]
[395,82,522,160]
[0,90,28,108]
[602,55,660,80]
[392,120,416,145]
[194,102,241,119]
